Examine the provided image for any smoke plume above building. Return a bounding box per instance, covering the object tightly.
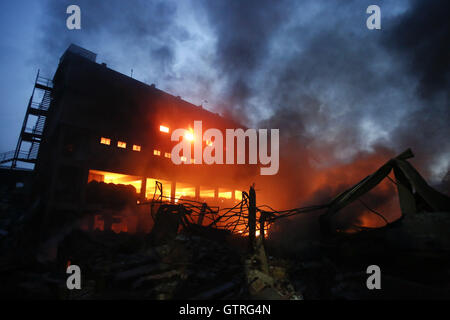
[35,0,449,213]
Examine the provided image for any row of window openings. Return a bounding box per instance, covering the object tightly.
[101,137,188,162]
[100,137,141,151]
[88,170,242,201]
[100,123,200,142]
[153,150,195,163]
[101,122,200,160]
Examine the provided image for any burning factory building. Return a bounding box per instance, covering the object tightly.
[3,44,257,234]
[3,0,450,304]
[1,45,450,301]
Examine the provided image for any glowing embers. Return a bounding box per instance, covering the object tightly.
[153,149,161,156]
[133,144,141,152]
[100,137,111,145]
[160,125,170,133]
[117,141,127,149]
[88,169,142,193]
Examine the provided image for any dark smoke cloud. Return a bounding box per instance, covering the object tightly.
[385,0,450,99]
[195,0,288,123]
[197,0,449,189]
[37,0,183,80]
[36,0,449,219]
[384,0,450,180]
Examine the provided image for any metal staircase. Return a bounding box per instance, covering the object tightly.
[0,70,53,168]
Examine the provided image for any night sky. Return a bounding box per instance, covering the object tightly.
[0,0,448,184]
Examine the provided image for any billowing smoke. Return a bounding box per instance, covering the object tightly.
[383,0,450,181]
[37,0,182,82]
[37,0,449,235]
[195,0,450,209]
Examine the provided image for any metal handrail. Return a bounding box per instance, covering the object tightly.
[24,127,43,135]
[30,102,50,111]
[36,75,53,88]
[0,150,15,162]
[0,150,30,163]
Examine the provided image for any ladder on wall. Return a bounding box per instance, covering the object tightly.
[0,70,53,168]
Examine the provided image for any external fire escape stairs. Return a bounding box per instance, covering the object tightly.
[0,70,53,169]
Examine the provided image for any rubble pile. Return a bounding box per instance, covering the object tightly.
[272,212,450,299]
[59,228,247,299]
[1,165,449,300]
[0,219,302,300]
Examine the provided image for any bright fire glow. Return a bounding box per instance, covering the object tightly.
[218,188,232,199]
[237,229,269,237]
[100,137,111,145]
[175,182,196,200]
[86,170,257,236]
[200,187,215,199]
[117,141,126,148]
[160,125,169,133]
[185,129,194,141]
[154,149,161,156]
[133,144,141,151]
[256,229,269,237]
[146,178,172,200]
[88,170,142,193]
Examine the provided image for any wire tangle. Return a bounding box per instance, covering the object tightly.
[140,179,396,236]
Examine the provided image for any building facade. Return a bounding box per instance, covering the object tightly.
[25,45,256,229]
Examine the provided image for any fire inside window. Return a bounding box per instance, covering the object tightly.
[89,170,244,205]
[154,149,161,156]
[146,178,171,200]
[164,152,171,158]
[117,141,127,148]
[219,188,233,199]
[100,137,111,145]
[133,145,141,152]
[160,125,169,133]
[200,187,215,199]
